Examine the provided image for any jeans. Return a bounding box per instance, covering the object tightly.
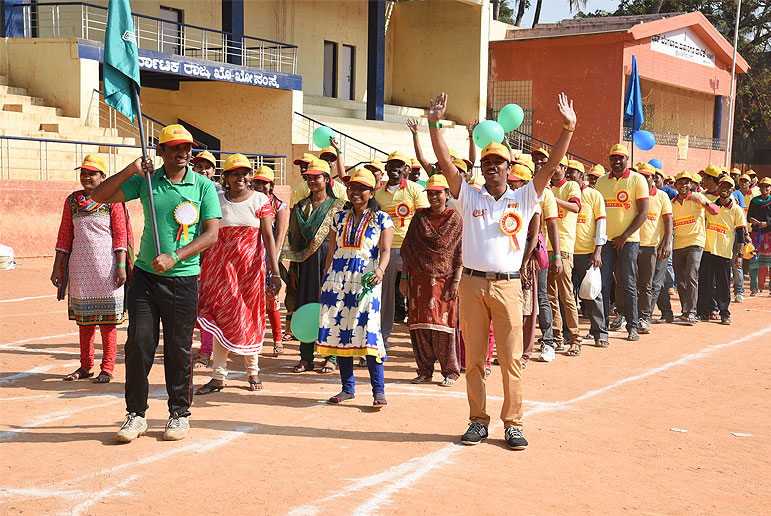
[697,252,731,318]
[614,245,656,322]
[672,245,703,318]
[380,248,402,346]
[650,255,674,319]
[536,268,554,347]
[572,253,607,340]
[547,251,580,344]
[600,242,640,331]
[338,355,385,395]
[125,267,198,418]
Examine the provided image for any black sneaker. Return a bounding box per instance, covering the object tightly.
[504,427,528,450]
[461,422,488,445]
[720,315,731,325]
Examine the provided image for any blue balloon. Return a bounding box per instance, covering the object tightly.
[648,158,662,169]
[633,130,655,151]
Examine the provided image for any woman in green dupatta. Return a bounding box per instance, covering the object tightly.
[283,159,346,373]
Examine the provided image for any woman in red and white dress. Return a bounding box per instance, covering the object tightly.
[196,154,281,393]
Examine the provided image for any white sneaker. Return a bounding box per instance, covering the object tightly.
[163,414,190,441]
[539,345,555,362]
[116,413,148,442]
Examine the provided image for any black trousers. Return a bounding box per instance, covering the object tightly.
[697,252,731,318]
[125,266,198,417]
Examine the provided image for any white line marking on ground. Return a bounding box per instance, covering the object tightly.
[0,294,56,303]
[0,362,79,384]
[288,326,771,516]
[0,332,78,348]
[68,475,137,516]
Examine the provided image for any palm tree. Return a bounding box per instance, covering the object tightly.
[532,0,588,28]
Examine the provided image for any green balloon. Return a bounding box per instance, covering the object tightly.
[498,104,524,132]
[291,303,321,343]
[313,126,335,149]
[472,120,505,148]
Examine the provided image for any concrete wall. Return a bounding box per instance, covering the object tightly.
[639,79,714,137]
[3,38,99,120]
[388,0,486,123]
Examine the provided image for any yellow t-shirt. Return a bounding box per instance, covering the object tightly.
[640,187,673,247]
[546,178,581,253]
[540,187,558,248]
[672,192,709,250]
[574,185,606,254]
[374,178,429,248]
[742,189,755,215]
[705,199,746,259]
[595,170,649,243]
[290,180,348,206]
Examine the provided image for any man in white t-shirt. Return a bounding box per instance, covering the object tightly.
[427,91,577,450]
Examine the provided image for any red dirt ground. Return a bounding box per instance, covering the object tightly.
[1,258,770,515]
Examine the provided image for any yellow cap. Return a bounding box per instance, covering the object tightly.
[531,147,550,159]
[718,176,735,187]
[471,176,485,190]
[158,124,194,146]
[193,151,217,167]
[566,160,585,173]
[293,153,316,166]
[387,150,409,165]
[365,159,385,174]
[462,158,473,170]
[253,165,274,182]
[304,158,330,176]
[448,148,459,160]
[637,163,655,176]
[692,172,703,183]
[347,168,376,188]
[675,171,692,182]
[452,158,468,174]
[609,144,629,157]
[410,158,421,169]
[508,164,532,182]
[75,154,106,174]
[425,174,450,191]
[587,164,605,177]
[319,146,337,159]
[730,168,742,175]
[747,169,757,177]
[513,155,535,172]
[481,142,510,162]
[703,164,722,178]
[760,177,771,186]
[738,174,751,182]
[559,156,569,167]
[223,153,253,172]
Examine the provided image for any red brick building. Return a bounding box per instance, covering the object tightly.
[489,12,749,175]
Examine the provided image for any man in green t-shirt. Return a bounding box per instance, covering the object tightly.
[92,124,221,443]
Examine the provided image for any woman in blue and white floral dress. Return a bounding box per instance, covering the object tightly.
[318,169,394,407]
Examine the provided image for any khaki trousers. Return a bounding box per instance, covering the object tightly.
[459,274,524,428]
[547,251,580,344]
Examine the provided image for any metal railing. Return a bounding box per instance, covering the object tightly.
[0,135,287,185]
[21,2,297,74]
[293,112,388,166]
[623,128,726,151]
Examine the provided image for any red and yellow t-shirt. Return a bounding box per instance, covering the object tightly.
[672,192,708,250]
[547,178,582,253]
[374,178,429,248]
[595,169,649,243]
[640,187,673,247]
[741,189,755,215]
[574,185,606,254]
[705,199,746,259]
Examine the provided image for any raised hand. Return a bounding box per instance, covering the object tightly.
[467,119,479,136]
[406,118,419,134]
[428,93,447,124]
[558,92,576,128]
[330,137,340,150]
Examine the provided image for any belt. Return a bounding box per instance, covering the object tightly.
[464,268,520,280]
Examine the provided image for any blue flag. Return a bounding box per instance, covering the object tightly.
[103,0,140,123]
[624,55,644,131]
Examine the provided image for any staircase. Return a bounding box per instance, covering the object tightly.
[0,75,140,182]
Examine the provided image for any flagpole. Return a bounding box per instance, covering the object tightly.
[131,83,162,256]
[724,0,742,168]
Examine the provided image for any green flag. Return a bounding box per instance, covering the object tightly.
[104,0,140,123]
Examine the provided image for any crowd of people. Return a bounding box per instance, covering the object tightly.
[50,93,771,449]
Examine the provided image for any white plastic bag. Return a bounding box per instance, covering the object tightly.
[0,244,15,270]
[579,266,601,300]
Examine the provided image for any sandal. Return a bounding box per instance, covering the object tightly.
[595,339,609,348]
[273,343,284,356]
[567,343,581,356]
[293,359,314,373]
[248,376,263,391]
[441,377,456,387]
[321,359,336,374]
[63,367,93,381]
[93,371,113,383]
[195,380,225,395]
[283,332,296,341]
[373,392,388,407]
[411,375,432,384]
[357,357,367,367]
[327,391,355,404]
[193,353,210,369]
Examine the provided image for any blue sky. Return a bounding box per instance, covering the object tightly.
[520,0,621,26]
